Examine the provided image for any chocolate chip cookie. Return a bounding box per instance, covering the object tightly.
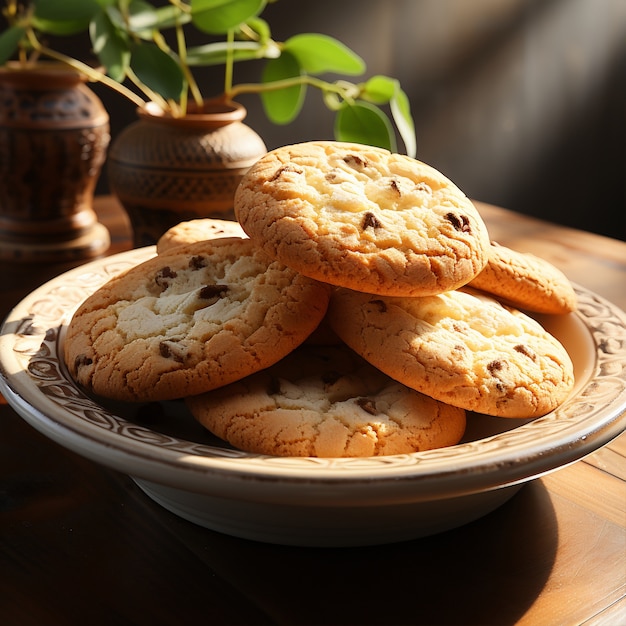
[64,238,332,401]
[327,287,575,418]
[186,343,466,457]
[235,141,490,296]
[469,241,577,314]
[156,218,247,255]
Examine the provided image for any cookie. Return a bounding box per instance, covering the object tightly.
[156,218,247,255]
[327,287,575,418]
[186,343,466,457]
[64,238,331,402]
[469,241,577,314]
[234,141,490,297]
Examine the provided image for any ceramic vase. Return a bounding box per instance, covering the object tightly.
[0,63,111,262]
[107,99,267,247]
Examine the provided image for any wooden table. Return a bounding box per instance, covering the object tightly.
[1,196,624,625]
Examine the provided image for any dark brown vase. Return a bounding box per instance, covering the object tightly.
[107,99,267,247]
[0,63,111,262]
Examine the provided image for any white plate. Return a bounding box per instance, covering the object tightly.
[1,248,625,546]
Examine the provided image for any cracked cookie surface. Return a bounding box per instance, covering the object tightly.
[186,343,466,457]
[234,141,490,296]
[327,287,575,418]
[469,241,577,314]
[64,238,331,402]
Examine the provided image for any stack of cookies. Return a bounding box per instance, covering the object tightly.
[64,141,576,458]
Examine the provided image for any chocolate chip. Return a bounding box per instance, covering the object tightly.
[487,360,505,374]
[189,255,207,270]
[343,154,367,168]
[199,284,229,301]
[445,212,472,233]
[270,164,303,181]
[74,355,93,369]
[159,340,186,363]
[357,397,378,415]
[362,212,382,230]
[390,179,401,195]
[514,344,536,360]
[155,266,177,290]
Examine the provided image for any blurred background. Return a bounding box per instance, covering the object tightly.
[3,0,625,240]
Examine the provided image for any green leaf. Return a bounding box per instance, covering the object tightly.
[186,40,265,66]
[334,101,396,152]
[191,0,267,35]
[90,11,130,83]
[358,76,417,157]
[283,34,365,76]
[130,43,185,101]
[361,75,397,104]
[32,0,103,22]
[127,2,190,34]
[31,16,92,35]
[31,0,111,34]
[390,85,417,157]
[260,51,305,125]
[0,26,25,65]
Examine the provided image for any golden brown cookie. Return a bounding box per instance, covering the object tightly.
[64,238,331,402]
[186,343,466,457]
[234,141,490,297]
[469,241,577,314]
[327,287,575,418]
[156,218,247,254]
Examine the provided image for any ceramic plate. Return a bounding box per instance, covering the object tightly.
[1,248,625,546]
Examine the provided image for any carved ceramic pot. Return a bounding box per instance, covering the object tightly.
[107,100,267,247]
[0,63,110,262]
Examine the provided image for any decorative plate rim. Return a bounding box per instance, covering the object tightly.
[1,247,625,500]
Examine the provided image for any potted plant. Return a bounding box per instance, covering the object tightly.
[1,0,416,245]
[0,2,114,261]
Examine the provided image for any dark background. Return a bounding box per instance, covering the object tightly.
[3,0,625,240]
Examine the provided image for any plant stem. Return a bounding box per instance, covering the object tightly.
[125,66,170,111]
[228,75,358,104]
[224,28,235,95]
[174,18,203,111]
[25,31,147,108]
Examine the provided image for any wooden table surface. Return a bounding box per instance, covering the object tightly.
[1,196,624,626]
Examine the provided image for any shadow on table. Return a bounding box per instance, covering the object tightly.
[142,479,558,626]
